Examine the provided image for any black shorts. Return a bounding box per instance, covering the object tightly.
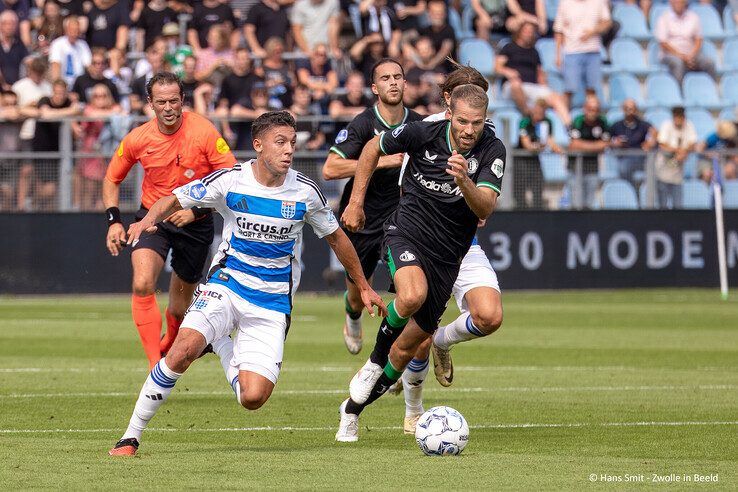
[132,207,215,284]
[383,232,460,334]
[343,227,383,281]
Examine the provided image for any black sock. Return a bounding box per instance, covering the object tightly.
[368,301,409,367]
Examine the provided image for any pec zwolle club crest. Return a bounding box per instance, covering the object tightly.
[281,201,296,219]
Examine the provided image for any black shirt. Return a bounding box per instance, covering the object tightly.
[191,2,236,48]
[609,117,651,149]
[33,96,72,151]
[568,114,610,173]
[499,41,541,84]
[85,0,130,49]
[331,105,423,236]
[244,1,289,48]
[137,5,178,49]
[334,93,374,108]
[418,24,456,56]
[71,72,121,103]
[0,38,27,85]
[380,119,506,264]
[518,116,553,147]
[56,0,85,17]
[218,72,263,107]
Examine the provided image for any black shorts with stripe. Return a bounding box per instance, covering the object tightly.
[382,230,460,334]
[131,207,214,284]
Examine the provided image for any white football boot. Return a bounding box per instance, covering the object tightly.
[335,399,359,442]
[343,314,362,355]
[349,359,383,404]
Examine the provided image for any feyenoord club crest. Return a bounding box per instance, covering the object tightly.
[467,158,479,174]
[281,201,296,219]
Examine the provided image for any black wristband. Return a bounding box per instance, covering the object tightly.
[106,207,122,227]
[192,207,212,219]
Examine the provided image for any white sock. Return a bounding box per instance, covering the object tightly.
[212,336,240,403]
[122,359,182,441]
[346,313,362,336]
[402,357,429,417]
[433,313,486,350]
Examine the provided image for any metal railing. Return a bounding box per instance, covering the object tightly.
[0,114,735,212]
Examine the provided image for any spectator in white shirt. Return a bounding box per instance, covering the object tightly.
[655,106,697,209]
[48,16,91,87]
[655,0,716,82]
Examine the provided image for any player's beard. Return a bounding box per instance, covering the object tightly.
[378,89,403,106]
[451,126,482,153]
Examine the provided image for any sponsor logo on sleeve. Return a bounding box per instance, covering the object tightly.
[187,182,207,200]
[392,124,406,138]
[491,158,504,179]
[216,137,230,154]
[184,168,195,179]
[335,129,348,144]
[117,142,124,157]
[399,250,416,262]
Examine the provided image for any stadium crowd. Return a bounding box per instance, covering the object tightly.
[0,0,737,211]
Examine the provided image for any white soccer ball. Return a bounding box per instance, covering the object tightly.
[414,406,469,456]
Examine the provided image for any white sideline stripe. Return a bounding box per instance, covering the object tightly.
[1,365,734,374]
[2,385,735,399]
[1,421,737,434]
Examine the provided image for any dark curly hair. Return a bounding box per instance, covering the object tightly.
[251,111,297,140]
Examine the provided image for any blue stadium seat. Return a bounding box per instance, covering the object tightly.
[682,179,712,208]
[686,108,716,141]
[536,38,558,73]
[539,151,568,182]
[613,5,651,39]
[722,37,738,72]
[601,179,639,209]
[546,71,565,93]
[646,40,667,72]
[649,4,669,29]
[725,6,736,34]
[719,107,737,122]
[683,153,700,179]
[720,72,738,105]
[610,38,654,75]
[639,182,650,208]
[690,4,727,39]
[546,0,559,21]
[723,180,738,208]
[682,72,726,109]
[606,108,624,125]
[600,153,620,180]
[645,73,683,107]
[461,5,476,38]
[545,110,569,146]
[487,83,516,111]
[644,107,671,129]
[459,39,495,76]
[609,73,644,106]
[491,108,522,146]
[448,8,471,41]
[700,39,720,71]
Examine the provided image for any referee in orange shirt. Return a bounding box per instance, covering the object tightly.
[103,72,236,368]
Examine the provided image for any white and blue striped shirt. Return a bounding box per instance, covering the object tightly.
[174,160,339,314]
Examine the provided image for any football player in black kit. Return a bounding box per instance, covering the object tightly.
[322,58,423,355]
[335,84,506,442]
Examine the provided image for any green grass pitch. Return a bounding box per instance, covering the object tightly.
[0,289,736,490]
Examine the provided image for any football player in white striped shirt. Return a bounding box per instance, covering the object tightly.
[109,111,386,456]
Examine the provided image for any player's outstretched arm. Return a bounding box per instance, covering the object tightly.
[325,228,388,318]
[446,151,498,219]
[126,195,183,247]
[102,177,127,257]
[322,152,404,180]
[341,135,382,232]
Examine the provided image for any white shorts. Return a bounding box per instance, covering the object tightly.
[181,283,287,384]
[501,81,553,104]
[452,244,500,312]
